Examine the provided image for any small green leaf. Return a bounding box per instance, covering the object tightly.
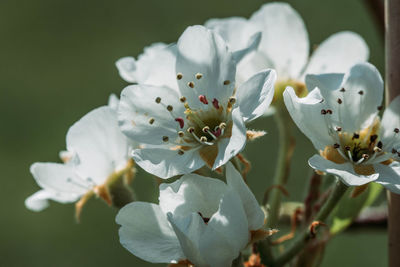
[329,183,382,235]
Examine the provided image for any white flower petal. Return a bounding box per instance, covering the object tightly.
[116,43,178,89]
[308,155,379,186]
[25,190,78,212]
[236,50,274,86]
[30,162,87,195]
[232,32,261,64]
[167,212,208,266]
[205,17,258,53]
[118,84,185,145]
[116,56,137,83]
[67,106,130,184]
[305,73,344,93]
[132,147,204,179]
[212,108,247,169]
[381,96,400,150]
[25,190,51,211]
[200,190,249,267]
[108,94,119,111]
[249,2,309,79]
[283,87,333,150]
[116,202,184,263]
[302,31,369,79]
[225,162,265,230]
[159,174,227,218]
[176,25,236,108]
[306,63,383,133]
[236,69,276,122]
[374,163,400,194]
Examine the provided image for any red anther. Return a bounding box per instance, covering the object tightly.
[175,118,184,129]
[198,95,208,105]
[213,128,222,137]
[212,98,219,109]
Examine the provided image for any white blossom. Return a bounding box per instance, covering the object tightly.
[205,2,369,113]
[118,25,276,178]
[284,62,400,193]
[116,162,266,267]
[25,103,135,215]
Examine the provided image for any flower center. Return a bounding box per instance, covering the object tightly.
[150,72,236,158]
[185,104,227,144]
[320,114,399,175]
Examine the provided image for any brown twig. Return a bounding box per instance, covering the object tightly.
[304,172,322,222]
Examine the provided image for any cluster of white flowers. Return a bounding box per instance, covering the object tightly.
[26,2,400,267]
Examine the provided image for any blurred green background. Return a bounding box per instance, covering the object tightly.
[0,0,386,266]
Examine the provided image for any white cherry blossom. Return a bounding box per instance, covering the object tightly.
[284,62,400,192]
[206,2,369,112]
[118,25,276,178]
[25,104,135,216]
[116,162,267,267]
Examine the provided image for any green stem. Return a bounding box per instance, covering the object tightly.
[273,180,348,267]
[266,109,291,228]
[259,109,292,265]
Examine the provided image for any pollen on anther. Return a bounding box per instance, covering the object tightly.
[345,146,351,151]
[187,127,195,133]
[362,154,369,159]
[155,97,161,103]
[162,136,169,142]
[180,96,186,103]
[340,88,346,92]
[219,122,226,129]
[336,127,342,132]
[394,128,399,133]
[148,118,155,124]
[229,97,236,104]
[167,105,173,111]
[188,81,195,88]
[178,150,185,155]
[177,73,183,80]
[321,109,327,115]
[223,80,230,85]
[334,143,340,149]
[178,131,184,137]
[202,126,210,133]
[195,73,203,80]
[326,109,333,114]
[353,133,360,139]
[200,136,207,142]
[337,98,343,104]
[358,90,364,95]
